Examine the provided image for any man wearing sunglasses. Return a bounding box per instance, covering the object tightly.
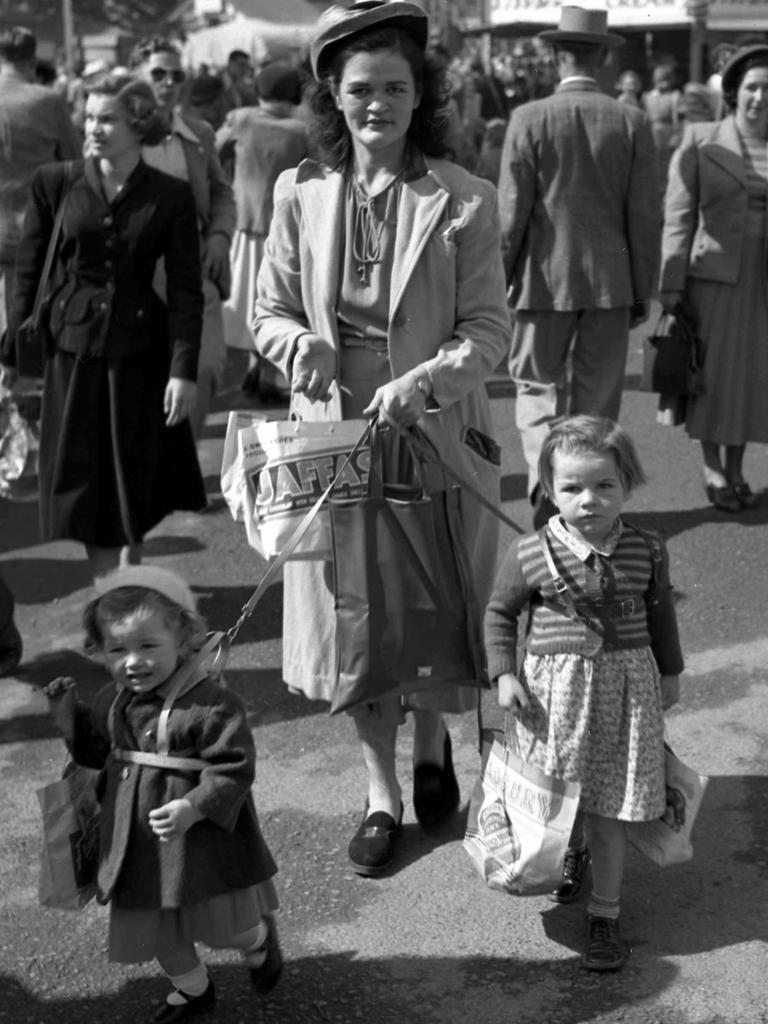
[129,37,236,442]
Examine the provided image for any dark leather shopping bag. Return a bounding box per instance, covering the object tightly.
[328,421,486,715]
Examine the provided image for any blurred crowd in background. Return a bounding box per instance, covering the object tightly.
[27,28,767,191]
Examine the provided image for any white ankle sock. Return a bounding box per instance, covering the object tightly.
[239,919,269,968]
[587,892,620,921]
[167,964,209,1003]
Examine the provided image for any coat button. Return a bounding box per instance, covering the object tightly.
[121,766,130,780]
[105,259,112,269]
[99,301,108,311]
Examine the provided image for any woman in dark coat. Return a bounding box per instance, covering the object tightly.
[0,73,205,578]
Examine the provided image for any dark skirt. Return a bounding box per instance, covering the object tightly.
[38,345,205,547]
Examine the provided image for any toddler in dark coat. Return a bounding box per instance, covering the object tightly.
[45,565,281,1022]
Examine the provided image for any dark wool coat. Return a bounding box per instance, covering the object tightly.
[3,157,202,369]
[69,674,277,910]
[1,158,206,545]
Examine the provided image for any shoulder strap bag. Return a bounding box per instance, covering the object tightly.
[15,161,73,378]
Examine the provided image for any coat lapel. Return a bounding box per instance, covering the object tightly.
[702,117,747,186]
[390,167,449,319]
[296,164,345,311]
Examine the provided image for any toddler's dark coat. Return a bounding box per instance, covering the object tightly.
[68,674,277,909]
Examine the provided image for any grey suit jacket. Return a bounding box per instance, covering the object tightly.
[660,117,755,292]
[0,69,81,264]
[498,80,660,311]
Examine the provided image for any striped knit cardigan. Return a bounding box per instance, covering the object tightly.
[484,521,684,682]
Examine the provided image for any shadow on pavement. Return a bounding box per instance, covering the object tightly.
[542,775,768,962]
[196,583,283,643]
[0,555,92,601]
[226,667,329,726]
[629,503,768,540]
[0,951,682,1024]
[0,494,40,553]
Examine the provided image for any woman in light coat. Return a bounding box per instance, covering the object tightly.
[660,44,768,511]
[253,0,510,876]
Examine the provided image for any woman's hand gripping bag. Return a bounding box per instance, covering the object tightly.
[463,728,581,895]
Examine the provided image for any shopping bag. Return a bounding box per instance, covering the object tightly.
[37,762,101,910]
[0,388,38,498]
[220,409,271,523]
[627,744,708,867]
[328,422,486,714]
[239,418,369,560]
[463,728,581,895]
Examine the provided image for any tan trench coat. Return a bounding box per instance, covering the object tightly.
[252,156,512,700]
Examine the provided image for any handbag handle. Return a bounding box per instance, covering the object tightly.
[30,162,72,326]
[365,416,428,500]
[404,422,525,535]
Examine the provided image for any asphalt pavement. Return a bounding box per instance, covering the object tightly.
[1,337,768,1024]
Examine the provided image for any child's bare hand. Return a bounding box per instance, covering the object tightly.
[43,677,77,740]
[497,672,529,715]
[148,799,204,843]
[660,674,680,710]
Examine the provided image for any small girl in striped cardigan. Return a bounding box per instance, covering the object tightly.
[484,415,683,973]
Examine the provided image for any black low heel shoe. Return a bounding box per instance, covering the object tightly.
[348,802,403,877]
[151,980,215,1023]
[732,481,759,509]
[413,731,460,828]
[705,483,741,513]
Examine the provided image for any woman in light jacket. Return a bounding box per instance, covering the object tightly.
[253,0,510,876]
[659,44,768,511]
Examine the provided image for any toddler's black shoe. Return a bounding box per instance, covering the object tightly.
[249,915,283,994]
[151,980,215,1023]
[582,916,629,972]
[348,802,403,876]
[547,845,590,903]
[413,731,460,828]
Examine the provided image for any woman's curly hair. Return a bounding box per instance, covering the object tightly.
[309,27,452,169]
[86,72,168,146]
[83,586,207,657]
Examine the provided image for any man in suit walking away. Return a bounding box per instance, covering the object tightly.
[498,6,659,526]
[0,26,81,334]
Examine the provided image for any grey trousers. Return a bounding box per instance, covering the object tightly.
[508,307,630,495]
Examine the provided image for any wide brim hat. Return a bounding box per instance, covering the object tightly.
[94,565,197,613]
[539,5,625,48]
[720,44,768,96]
[310,0,429,80]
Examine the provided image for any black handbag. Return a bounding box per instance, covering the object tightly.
[15,162,72,378]
[328,420,487,715]
[641,302,705,397]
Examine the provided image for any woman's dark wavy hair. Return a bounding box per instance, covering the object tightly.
[722,52,768,111]
[86,72,168,145]
[309,27,451,168]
